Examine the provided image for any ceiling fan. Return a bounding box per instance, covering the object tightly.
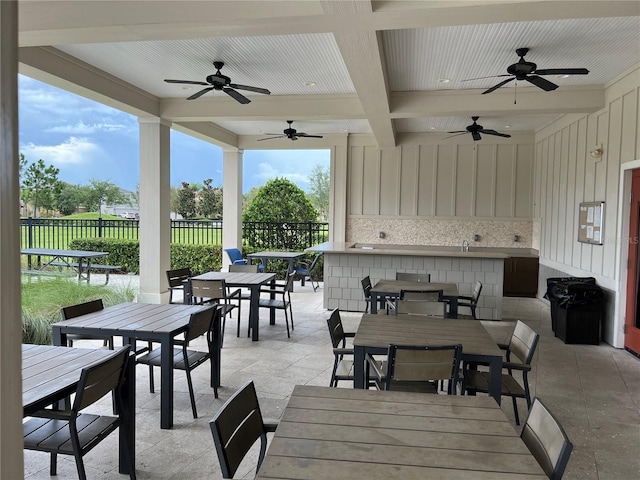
[257,120,324,141]
[463,47,589,94]
[442,116,511,141]
[164,61,270,104]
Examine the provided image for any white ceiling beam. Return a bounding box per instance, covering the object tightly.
[18,1,638,46]
[160,94,365,122]
[18,46,159,117]
[391,86,606,117]
[172,121,239,149]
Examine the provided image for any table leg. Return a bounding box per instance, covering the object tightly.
[84,258,91,283]
[211,310,221,389]
[269,278,276,326]
[354,346,365,389]
[52,327,66,346]
[250,285,260,341]
[448,298,458,318]
[370,293,379,314]
[488,356,503,406]
[119,352,136,474]
[160,335,174,429]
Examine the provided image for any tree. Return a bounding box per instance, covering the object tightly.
[21,158,61,217]
[243,177,318,250]
[198,178,223,219]
[55,183,89,216]
[307,164,330,221]
[84,179,128,213]
[243,186,260,213]
[175,182,198,219]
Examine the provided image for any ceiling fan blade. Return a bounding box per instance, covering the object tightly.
[164,79,209,86]
[535,68,589,76]
[442,132,467,140]
[257,135,286,141]
[223,87,251,104]
[229,83,271,95]
[482,77,515,94]
[525,75,558,91]
[446,130,467,134]
[460,74,511,82]
[187,87,214,100]
[296,133,324,138]
[479,129,511,138]
[472,131,482,141]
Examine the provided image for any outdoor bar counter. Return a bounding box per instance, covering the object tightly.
[308,242,537,320]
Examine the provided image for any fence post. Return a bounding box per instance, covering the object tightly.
[27,217,33,248]
[98,216,103,238]
[307,221,313,248]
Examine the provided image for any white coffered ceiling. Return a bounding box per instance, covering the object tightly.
[16,1,640,148]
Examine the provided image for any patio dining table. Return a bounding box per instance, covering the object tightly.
[186,271,276,341]
[246,251,305,273]
[256,385,546,479]
[353,313,504,404]
[51,302,213,429]
[22,344,136,475]
[21,247,108,283]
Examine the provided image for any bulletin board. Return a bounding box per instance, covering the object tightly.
[578,201,604,245]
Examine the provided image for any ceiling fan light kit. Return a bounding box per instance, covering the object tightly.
[164,61,271,103]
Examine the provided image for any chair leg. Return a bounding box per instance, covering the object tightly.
[50,452,57,476]
[288,303,294,331]
[149,365,155,393]
[185,367,198,419]
[257,432,268,473]
[284,308,291,338]
[512,396,520,425]
[72,448,87,480]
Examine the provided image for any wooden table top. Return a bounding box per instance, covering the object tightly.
[51,302,204,336]
[21,248,108,259]
[22,344,118,415]
[257,385,545,479]
[354,314,503,357]
[371,279,459,297]
[191,271,276,286]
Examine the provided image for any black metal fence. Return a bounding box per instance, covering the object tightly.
[20,217,329,250]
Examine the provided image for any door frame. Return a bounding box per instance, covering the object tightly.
[615,160,640,349]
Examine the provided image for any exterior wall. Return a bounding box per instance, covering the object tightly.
[346,133,535,248]
[324,252,504,320]
[534,66,640,347]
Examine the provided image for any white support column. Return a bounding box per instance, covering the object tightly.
[329,135,349,242]
[0,2,24,477]
[138,117,172,303]
[222,148,243,267]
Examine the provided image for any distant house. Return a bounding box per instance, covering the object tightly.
[103,188,138,218]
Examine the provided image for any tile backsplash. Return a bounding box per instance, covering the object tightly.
[346,218,533,248]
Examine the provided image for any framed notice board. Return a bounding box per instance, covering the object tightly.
[578,201,604,245]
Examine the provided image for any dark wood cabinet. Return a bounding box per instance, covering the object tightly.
[503,257,539,297]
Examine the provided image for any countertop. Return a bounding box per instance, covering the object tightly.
[306,242,539,259]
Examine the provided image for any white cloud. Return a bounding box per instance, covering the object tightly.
[47,120,127,134]
[255,162,309,185]
[20,137,102,166]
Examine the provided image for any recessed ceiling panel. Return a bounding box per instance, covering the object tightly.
[383,17,640,92]
[57,33,355,98]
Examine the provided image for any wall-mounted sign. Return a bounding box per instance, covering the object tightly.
[578,201,604,245]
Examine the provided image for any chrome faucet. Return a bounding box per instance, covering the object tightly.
[462,240,470,252]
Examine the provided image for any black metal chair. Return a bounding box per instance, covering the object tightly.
[23,346,135,480]
[521,398,574,480]
[293,253,322,291]
[367,344,463,394]
[210,380,278,479]
[463,319,540,425]
[61,299,113,349]
[326,308,355,387]
[166,267,191,304]
[457,280,483,319]
[258,272,295,337]
[189,278,241,345]
[361,276,372,313]
[136,305,220,418]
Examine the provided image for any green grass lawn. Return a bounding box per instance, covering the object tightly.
[21,277,136,345]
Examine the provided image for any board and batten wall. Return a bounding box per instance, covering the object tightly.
[345,133,535,248]
[533,65,640,347]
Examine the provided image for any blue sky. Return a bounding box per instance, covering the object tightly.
[18,75,329,193]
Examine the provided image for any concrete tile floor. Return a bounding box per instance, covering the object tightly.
[24,278,640,479]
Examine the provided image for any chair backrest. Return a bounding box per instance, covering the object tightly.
[184,306,217,343]
[361,276,372,299]
[471,281,483,303]
[190,279,226,303]
[385,344,462,391]
[210,380,268,478]
[284,271,295,292]
[326,309,346,348]
[228,264,258,273]
[166,267,191,288]
[395,299,446,317]
[224,248,247,265]
[73,345,130,412]
[509,320,540,364]
[396,272,431,282]
[521,398,573,480]
[400,289,443,301]
[61,298,104,320]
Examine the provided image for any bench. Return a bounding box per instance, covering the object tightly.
[48,261,122,285]
[21,269,74,279]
